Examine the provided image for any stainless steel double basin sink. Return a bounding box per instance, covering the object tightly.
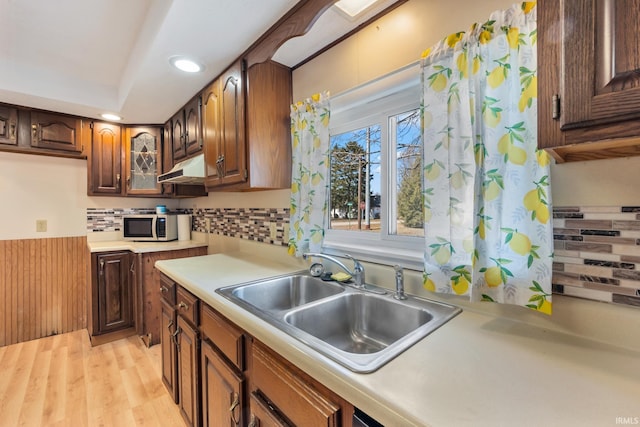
[216,273,461,373]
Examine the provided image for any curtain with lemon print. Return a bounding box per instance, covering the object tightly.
[421,2,553,314]
[288,92,331,257]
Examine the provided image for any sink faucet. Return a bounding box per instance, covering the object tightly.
[393,265,407,300]
[302,253,365,288]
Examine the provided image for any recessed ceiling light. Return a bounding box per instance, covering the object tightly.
[101,113,122,121]
[334,0,379,18]
[169,56,204,73]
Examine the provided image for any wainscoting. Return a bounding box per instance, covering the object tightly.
[0,236,87,346]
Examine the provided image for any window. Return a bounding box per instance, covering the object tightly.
[324,65,423,267]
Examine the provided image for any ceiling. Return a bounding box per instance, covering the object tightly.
[0,0,398,124]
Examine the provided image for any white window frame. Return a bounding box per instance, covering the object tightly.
[323,63,424,270]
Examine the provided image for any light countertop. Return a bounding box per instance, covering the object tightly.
[156,252,640,427]
[87,239,208,254]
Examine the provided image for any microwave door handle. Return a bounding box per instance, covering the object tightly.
[153,217,159,240]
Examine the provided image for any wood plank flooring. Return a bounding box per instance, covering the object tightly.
[0,329,186,427]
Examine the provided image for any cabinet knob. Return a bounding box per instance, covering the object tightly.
[248,415,256,427]
[178,301,189,310]
[116,173,121,191]
[9,122,16,139]
[99,259,105,275]
[160,285,169,293]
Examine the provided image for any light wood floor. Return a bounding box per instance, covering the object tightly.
[0,330,186,427]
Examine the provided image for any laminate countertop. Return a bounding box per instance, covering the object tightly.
[155,252,640,427]
[87,239,208,254]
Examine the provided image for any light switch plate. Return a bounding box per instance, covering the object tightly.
[269,222,277,239]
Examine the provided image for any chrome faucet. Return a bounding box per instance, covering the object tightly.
[302,253,366,288]
[393,265,407,300]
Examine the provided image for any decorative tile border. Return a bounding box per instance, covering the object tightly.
[553,206,640,309]
[192,208,290,246]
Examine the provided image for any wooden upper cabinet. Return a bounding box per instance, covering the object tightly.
[172,96,202,163]
[184,96,202,156]
[171,109,186,161]
[204,60,291,191]
[30,111,83,153]
[162,119,174,195]
[245,60,292,189]
[89,121,123,195]
[202,79,222,182]
[0,105,18,146]
[220,61,247,186]
[538,0,640,160]
[124,126,162,196]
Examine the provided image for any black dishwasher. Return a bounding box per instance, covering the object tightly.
[353,408,384,427]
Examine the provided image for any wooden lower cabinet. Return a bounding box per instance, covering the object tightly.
[251,341,344,426]
[177,314,200,427]
[138,247,207,346]
[201,339,244,426]
[90,251,134,337]
[158,273,356,427]
[161,299,178,403]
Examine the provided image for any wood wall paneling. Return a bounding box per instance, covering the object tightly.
[0,237,87,347]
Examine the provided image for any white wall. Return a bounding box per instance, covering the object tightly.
[0,151,178,240]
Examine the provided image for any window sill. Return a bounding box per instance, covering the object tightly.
[322,240,424,272]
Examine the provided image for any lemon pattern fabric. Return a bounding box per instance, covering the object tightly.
[421,2,553,314]
[288,92,331,257]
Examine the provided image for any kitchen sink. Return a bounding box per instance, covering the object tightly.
[217,272,461,373]
[229,274,344,312]
[284,293,433,355]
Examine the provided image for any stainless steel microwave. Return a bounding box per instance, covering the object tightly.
[123,214,177,242]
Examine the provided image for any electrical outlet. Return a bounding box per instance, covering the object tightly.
[269,223,277,240]
[283,225,289,242]
[36,219,47,232]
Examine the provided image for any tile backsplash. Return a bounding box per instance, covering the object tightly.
[192,208,289,246]
[553,206,640,309]
[87,205,640,309]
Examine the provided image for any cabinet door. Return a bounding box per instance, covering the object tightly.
[0,105,18,146]
[539,0,640,150]
[184,96,202,156]
[125,126,162,195]
[219,61,247,186]
[162,119,174,195]
[95,252,133,334]
[172,110,186,161]
[202,79,222,184]
[177,315,200,427]
[161,300,178,403]
[30,111,82,153]
[201,339,244,427]
[89,122,123,195]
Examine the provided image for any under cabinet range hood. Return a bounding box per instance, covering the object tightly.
[158,154,205,185]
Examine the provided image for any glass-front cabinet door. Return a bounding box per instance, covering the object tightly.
[125,126,163,195]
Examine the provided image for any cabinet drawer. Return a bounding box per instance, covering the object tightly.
[249,391,291,427]
[251,342,340,427]
[176,286,199,326]
[160,274,177,305]
[201,303,244,370]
